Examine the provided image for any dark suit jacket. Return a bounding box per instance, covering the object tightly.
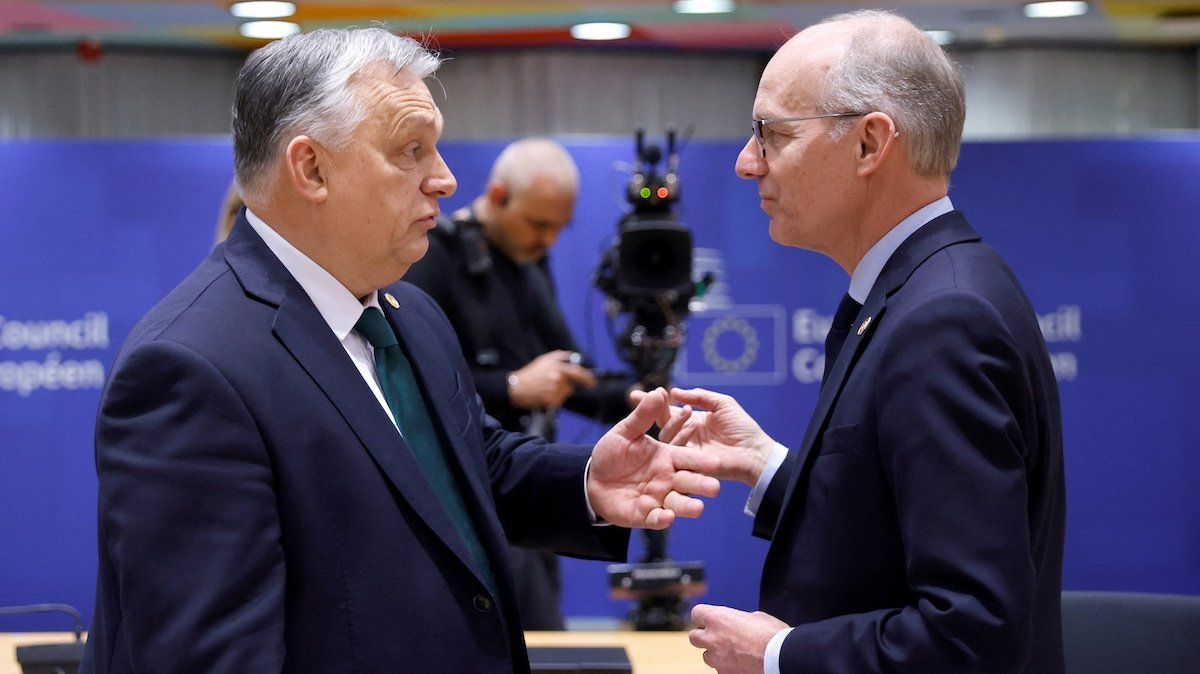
[754,212,1065,673]
[82,214,629,673]
[404,217,634,436]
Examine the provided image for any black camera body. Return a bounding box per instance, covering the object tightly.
[594,129,702,389]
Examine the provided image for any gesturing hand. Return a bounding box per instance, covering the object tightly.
[637,387,778,487]
[689,604,789,674]
[587,388,721,529]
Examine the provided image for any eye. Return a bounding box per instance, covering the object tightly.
[395,142,420,162]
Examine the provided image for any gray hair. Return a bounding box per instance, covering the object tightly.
[816,10,965,177]
[488,138,580,196]
[232,27,442,202]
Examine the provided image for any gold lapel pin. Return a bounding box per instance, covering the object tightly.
[857,316,873,336]
[384,293,400,309]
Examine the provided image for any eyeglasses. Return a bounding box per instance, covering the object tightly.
[751,112,866,158]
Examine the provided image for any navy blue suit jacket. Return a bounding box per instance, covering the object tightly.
[754,212,1065,672]
[82,215,629,673]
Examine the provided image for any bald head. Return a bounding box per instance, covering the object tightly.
[476,138,579,264]
[488,138,580,198]
[772,10,966,178]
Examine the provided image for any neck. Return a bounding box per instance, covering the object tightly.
[249,198,376,299]
[834,176,947,276]
[467,195,515,261]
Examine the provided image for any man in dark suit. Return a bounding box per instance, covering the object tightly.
[658,10,1065,673]
[82,28,719,673]
[406,138,638,629]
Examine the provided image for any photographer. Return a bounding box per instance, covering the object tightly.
[406,138,637,630]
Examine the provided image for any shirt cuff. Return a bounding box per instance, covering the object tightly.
[763,626,793,674]
[744,442,790,517]
[584,457,611,526]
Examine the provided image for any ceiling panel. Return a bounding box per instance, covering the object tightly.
[0,1,1195,51]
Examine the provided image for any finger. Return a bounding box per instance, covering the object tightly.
[688,628,708,649]
[561,363,598,388]
[663,491,704,518]
[658,404,692,444]
[674,423,698,447]
[655,396,675,432]
[630,389,648,404]
[612,387,668,440]
[672,470,721,498]
[701,650,715,669]
[644,506,675,530]
[690,603,714,628]
[668,387,732,411]
[668,444,722,475]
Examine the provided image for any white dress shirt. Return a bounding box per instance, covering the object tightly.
[244,209,399,431]
[755,196,954,674]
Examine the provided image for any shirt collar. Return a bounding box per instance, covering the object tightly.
[848,196,954,303]
[244,208,379,340]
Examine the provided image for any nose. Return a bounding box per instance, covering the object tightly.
[734,137,766,180]
[425,149,457,198]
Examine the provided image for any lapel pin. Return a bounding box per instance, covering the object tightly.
[857,316,873,336]
[384,293,400,309]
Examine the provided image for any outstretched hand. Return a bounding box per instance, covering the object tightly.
[635,387,778,487]
[587,388,721,529]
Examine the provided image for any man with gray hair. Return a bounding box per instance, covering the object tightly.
[657,10,1065,673]
[406,138,640,630]
[82,28,720,673]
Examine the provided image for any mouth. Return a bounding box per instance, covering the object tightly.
[415,211,440,228]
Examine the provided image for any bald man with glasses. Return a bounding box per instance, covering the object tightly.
[654,10,1066,674]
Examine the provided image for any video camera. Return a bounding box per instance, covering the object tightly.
[596,129,710,631]
[594,129,709,389]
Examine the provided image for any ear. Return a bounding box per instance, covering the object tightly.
[854,112,899,178]
[284,135,329,203]
[486,181,510,208]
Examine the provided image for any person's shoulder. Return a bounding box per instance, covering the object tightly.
[389,281,451,327]
[119,248,265,366]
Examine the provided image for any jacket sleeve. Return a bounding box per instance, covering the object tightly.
[752,451,796,540]
[409,286,630,563]
[780,290,1038,673]
[95,340,286,672]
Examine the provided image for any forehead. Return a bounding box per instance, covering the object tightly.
[755,26,846,115]
[353,64,442,131]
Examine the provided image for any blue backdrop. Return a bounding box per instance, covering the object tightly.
[1,137,1198,631]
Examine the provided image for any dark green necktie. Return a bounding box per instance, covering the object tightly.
[354,306,497,596]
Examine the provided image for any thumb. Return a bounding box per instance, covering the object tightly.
[612,387,667,440]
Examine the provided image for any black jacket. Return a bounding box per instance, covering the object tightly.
[405,215,634,436]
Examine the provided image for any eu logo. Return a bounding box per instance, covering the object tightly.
[675,305,786,386]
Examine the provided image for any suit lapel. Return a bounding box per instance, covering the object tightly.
[223,213,487,586]
[388,302,497,532]
[775,293,885,530]
[773,211,983,535]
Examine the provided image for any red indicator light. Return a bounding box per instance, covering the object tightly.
[656,187,669,199]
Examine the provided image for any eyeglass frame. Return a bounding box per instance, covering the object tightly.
[751,112,867,158]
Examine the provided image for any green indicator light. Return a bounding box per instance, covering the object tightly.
[640,187,652,199]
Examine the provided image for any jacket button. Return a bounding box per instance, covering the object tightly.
[473,594,493,612]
